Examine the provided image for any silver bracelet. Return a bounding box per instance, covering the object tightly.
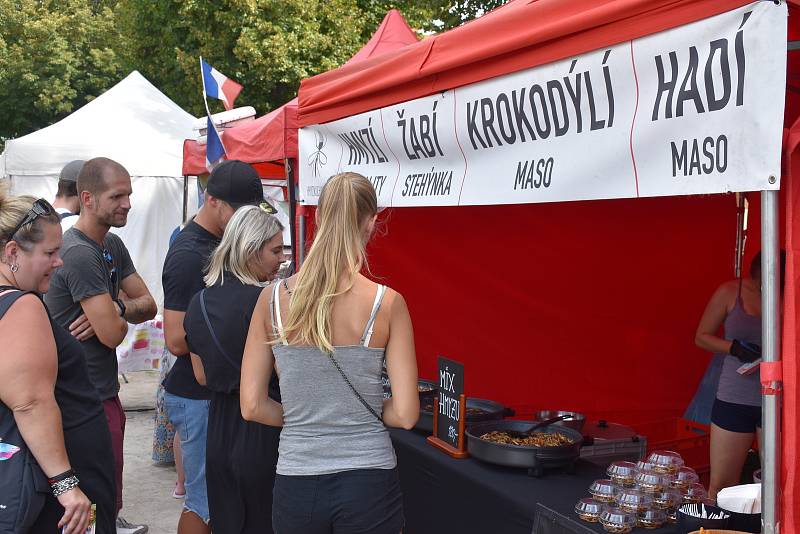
[52,475,79,497]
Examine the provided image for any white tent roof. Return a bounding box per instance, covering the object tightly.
[2,71,194,178]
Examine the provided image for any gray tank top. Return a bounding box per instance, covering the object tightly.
[715,282,762,406]
[270,282,397,476]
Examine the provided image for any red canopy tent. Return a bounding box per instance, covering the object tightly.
[181,9,418,175]
[296,0,800,531]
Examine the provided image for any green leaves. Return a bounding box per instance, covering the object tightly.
[0,0,121,142]
[0,0,505,149]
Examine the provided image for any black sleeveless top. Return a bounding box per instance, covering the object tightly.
[0,288,104,430]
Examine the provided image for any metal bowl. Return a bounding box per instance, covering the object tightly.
[536,410,586,432]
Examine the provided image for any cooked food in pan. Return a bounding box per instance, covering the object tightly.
[479,430,575,447]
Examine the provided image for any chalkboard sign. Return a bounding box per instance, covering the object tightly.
[435,356,464,449]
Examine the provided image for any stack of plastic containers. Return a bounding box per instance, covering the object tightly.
[575,450,710,531]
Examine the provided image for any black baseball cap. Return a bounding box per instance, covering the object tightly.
[59,160,85,183]
[206,160,264,209]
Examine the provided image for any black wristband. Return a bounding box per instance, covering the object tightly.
[47,468,75,485]
[115,298,126,318]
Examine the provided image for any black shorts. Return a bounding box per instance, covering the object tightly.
[711,398,762,433]
[273,468,404,534]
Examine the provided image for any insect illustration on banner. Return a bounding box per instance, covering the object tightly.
[307,130,328,177]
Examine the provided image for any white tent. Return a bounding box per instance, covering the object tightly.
[1,71,199,308]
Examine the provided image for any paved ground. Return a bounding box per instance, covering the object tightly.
[118,371,182,533]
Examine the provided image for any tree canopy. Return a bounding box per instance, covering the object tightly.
[0,0,506,149]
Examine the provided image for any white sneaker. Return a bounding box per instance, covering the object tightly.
[116,516,148,534]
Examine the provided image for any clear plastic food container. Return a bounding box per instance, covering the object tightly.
[634,470,672,493]
[647,450,684,474]
[637,508,667,529]
[575,498,603,522]
[589,479,620,503]
[616,489,653,513]
[599,506,636,534]
[670,466,700,489]
[636,460,656,473]
[651,489,681,510]
[681,482,709,503]
[607,461,637,486]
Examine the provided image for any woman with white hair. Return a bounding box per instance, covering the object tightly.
[183,205,284,533]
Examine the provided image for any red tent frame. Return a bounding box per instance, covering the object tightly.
[295,1,800,530]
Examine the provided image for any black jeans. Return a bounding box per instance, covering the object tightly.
[272,468,404,534]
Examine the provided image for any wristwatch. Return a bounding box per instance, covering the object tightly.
[115,298,126,318]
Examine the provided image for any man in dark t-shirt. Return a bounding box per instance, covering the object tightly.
[162,160,265,532]
[45,157,157,534]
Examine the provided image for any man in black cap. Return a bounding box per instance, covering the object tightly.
[53,159,84,230]
[161,160,264,534]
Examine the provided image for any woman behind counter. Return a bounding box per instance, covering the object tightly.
[695,251,784,499]
[240,172,419,534]
[0,190,114,534]
[184,205,284,533]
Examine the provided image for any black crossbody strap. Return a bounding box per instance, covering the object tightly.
[199,289,240,370]
[326,352,383,423]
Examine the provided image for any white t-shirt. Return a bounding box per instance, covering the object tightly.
[55,207,78,233]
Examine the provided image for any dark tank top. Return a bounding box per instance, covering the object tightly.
[0,288,104,430]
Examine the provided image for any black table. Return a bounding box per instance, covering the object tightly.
[390,429,678,534]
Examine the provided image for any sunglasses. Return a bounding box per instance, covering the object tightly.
[103,248,117,284]
[7,199,53,240]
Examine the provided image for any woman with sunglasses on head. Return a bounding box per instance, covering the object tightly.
[0,186,115,533]
[241,172,419,534]
[183,205,285,533]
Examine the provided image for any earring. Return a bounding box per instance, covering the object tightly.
[10,263,19,273]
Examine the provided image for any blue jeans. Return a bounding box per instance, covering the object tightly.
[164,392,210,523]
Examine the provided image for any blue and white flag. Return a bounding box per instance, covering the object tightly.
[205,114,226,171]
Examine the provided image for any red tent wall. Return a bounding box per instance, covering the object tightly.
[364,197,759,425]
[782,117,800,532]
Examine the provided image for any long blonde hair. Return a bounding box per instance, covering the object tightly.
[204,205,284,287]
[282,173,377,352]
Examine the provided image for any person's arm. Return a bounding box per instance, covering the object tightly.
[162,247,202,357]
[190,354,207,386]
[79,294,128,348]
[381,291,419,430]
[164,309,189,356]
[695,281,736,354]
[240,288,283,426]
[0,294,91,533]
[119,273,157,324]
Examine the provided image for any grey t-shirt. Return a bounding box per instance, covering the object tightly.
[45,228,135,400]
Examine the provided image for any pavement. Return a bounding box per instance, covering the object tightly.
[118,371,182,533]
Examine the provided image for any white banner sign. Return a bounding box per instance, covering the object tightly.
[299,2,787,206]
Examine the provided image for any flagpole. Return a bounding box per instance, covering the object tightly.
[200,56,227,155]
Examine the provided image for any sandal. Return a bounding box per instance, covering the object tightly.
[172,482,186,499]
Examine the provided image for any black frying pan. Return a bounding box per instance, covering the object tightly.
[465,420,583,471]
[414,397,509,433]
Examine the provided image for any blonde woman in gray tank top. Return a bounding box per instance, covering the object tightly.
[240,172,419,534]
